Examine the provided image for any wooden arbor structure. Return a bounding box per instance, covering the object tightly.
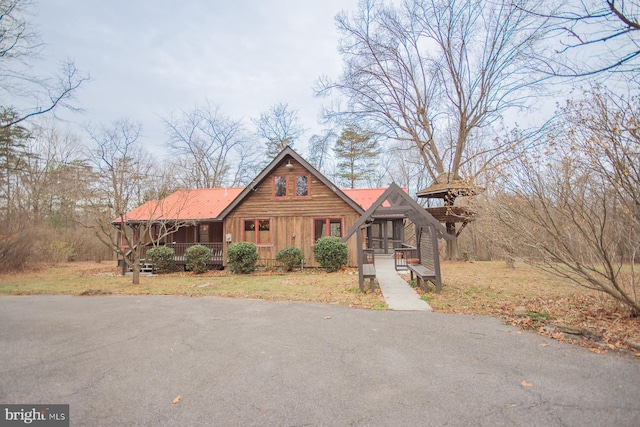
[343,183,453,292]
[417,173,483,259]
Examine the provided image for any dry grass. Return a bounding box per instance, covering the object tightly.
[414,261,640,357]
[0,261,386,310]
[2,260,638,356]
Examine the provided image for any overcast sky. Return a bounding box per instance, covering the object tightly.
[33,0,358,156]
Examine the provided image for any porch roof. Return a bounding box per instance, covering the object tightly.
[113,187,244,223]
[343,188,400,211]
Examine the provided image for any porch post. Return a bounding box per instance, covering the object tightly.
[357,228,364,293]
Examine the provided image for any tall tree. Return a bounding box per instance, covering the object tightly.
[20,121,91,226]
[317,0,547,258]
[319,0,546,183]
[308,128,337,173]
[252,102,306,158]
[524,0,640,77]
[163,102,253,188]
[0,0,86,128]
[0,108,30,223]
[333,124,379,189]
[86,119,153,284]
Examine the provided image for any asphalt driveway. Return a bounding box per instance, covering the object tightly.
[0,296,638,426]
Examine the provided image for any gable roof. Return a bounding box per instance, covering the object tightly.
[343,187,410,211]
[343,183,454,241]
[113,187,243,223]
[218,146,366,218]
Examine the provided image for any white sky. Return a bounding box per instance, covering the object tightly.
[33,0,358,156]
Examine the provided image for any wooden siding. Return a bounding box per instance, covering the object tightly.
[224,161,362,267]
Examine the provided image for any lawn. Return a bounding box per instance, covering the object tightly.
[0,262,386,310]
[1,260,638,356]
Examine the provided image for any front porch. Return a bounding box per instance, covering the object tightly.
[120,242,225,272]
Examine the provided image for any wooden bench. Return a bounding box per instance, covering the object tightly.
[407,263,440,293]
[362,263,377,291]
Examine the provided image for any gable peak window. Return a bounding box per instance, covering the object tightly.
[295,175,309,197]
[274,176,287,197]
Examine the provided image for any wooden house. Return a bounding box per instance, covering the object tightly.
[115,147,405,269]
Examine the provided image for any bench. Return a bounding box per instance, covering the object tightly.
[407,263,440,293]
[362,263,377,291]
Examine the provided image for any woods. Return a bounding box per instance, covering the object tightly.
[0,0,638,312]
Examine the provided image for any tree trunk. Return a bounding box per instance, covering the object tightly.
[132,263,140,285]
[445,222,458,261]
[132,246,141,285]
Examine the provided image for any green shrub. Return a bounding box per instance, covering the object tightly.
[185,244,211,274]
[227,242,258,274]
[275,246,304,271]
[313,236,348,272]
[146,246,175,273]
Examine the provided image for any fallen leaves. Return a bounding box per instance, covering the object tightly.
[521,380,534,388]
[427,267,640,356]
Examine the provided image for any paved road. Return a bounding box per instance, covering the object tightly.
[0,296,638,426]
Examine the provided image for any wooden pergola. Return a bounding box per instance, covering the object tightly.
[343,183,454,291]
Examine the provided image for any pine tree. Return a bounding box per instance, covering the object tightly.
[0,108,31,222]
[333,124,379,188]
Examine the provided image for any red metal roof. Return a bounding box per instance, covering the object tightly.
[117,188,244,222]
[118,186,407,223]
[343,188,407,210]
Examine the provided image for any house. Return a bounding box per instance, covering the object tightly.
[115,147,406,269]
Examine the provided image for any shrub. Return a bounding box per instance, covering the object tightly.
[185,244,211,274]
[313,236,348,272]
[47,241,75,263]
[146,246,175,273]
[227,242,258,274]
[275,246,304,271]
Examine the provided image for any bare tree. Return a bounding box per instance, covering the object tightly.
[252,102,306,158]
[485,86,639,312]
[0,0,87,128]
[385,142,432,199]
[317,0,547,258]
[85,119,154,284]
[308,128,338,173]
[523,0,640,78]
[163,102,252,188]
[19,121,88,222]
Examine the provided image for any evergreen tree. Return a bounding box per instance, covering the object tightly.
[333,124,379,188]
[0,108,31,222]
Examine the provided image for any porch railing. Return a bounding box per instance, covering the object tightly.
[124,242,225,268]
[164,243,224,265]
[393,244,417,271]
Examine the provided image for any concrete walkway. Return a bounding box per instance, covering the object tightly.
[374,255,432,311]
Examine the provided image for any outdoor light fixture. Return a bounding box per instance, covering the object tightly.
[285,160,293,168]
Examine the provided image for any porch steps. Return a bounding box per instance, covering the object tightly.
[128,259,156,274]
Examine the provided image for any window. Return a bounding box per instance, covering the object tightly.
[274,176,287,197]
[199,224,210,243]
[295,175,309,197]
[314,218,342,241]
[244,219,271,245]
